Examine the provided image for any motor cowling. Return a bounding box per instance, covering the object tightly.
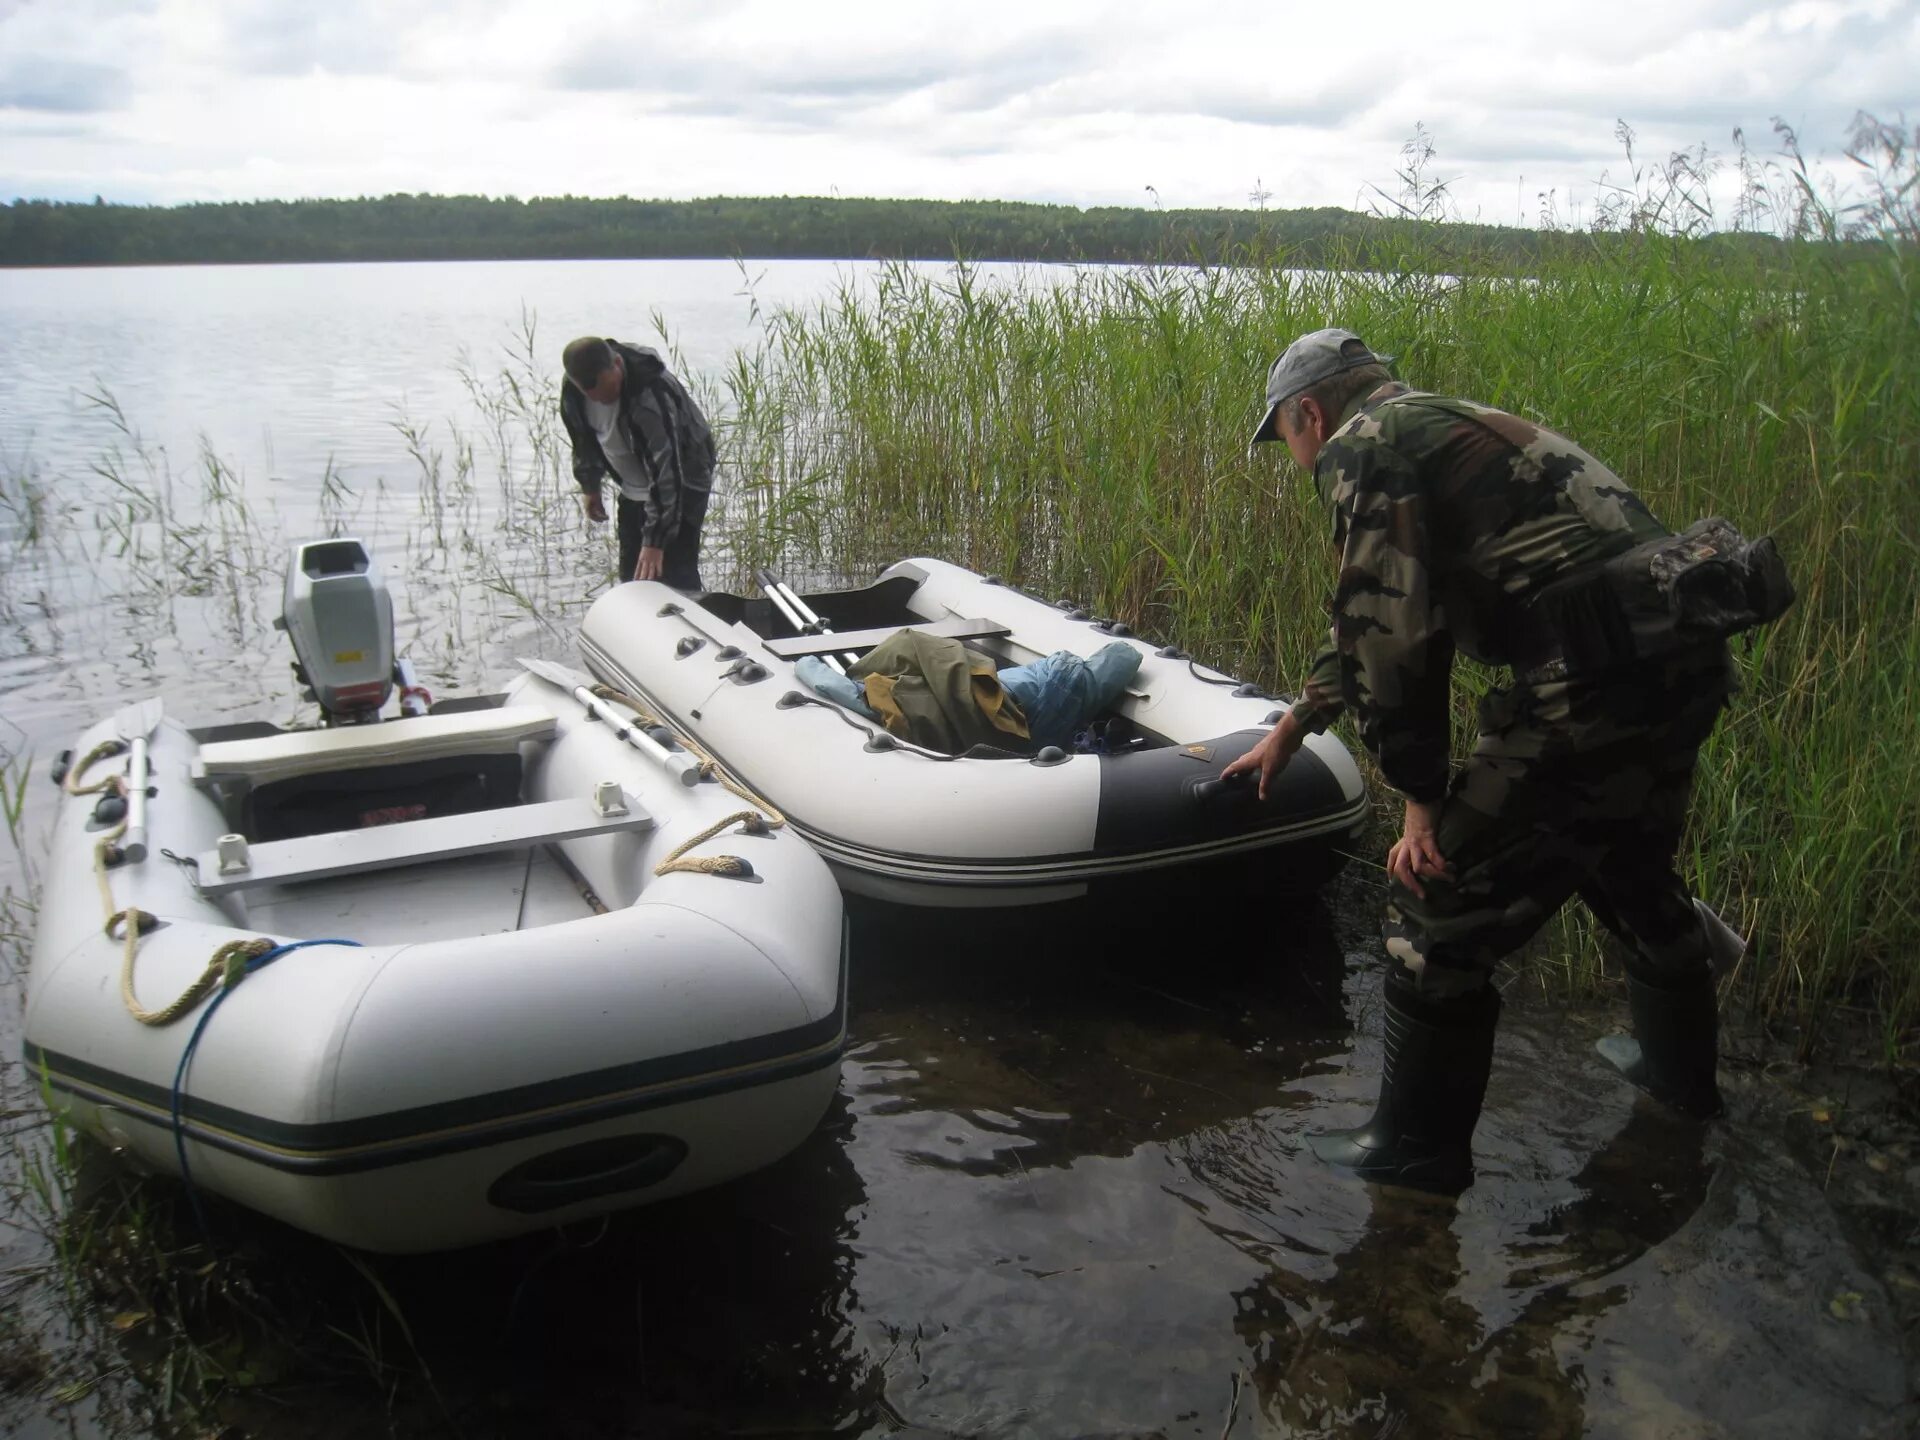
[277,539,395,721]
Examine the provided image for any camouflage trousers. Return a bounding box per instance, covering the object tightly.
[1384,644,1734,1001]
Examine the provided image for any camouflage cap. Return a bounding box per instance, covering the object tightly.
[1248,328,1396,447]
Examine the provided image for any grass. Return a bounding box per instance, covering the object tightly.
[0,904,444,1429]
[714,126,1920,1057]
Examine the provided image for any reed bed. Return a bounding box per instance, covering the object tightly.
[719,213,1920,1053]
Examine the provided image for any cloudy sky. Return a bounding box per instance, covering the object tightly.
[1,0,1913,224]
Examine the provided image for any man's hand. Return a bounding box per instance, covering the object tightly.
[1219,712,1305,801]
[1386,799,1451,899]
[634,545,666,582]
[581,491,608,524]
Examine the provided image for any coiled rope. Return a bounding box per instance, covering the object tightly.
[124,935,276,1027]
[587,684,785,879]
[63,738,129,797]
[66,739,365,1240]
[67,739,298,1027]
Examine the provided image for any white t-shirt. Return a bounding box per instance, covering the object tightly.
[583,394,649,499]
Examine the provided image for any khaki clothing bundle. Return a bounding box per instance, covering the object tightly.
[849,630,1030,753]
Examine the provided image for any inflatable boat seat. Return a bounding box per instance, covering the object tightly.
[192,706,556,788]
[192,706,558,843]
[762,616,1010,659]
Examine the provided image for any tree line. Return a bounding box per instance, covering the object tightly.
[0,192,1797,272]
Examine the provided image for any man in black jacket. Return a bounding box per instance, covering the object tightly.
[560,336,716,590]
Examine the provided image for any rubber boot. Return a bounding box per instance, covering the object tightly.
[1307,980,1501,1193]
[1595,968,1724,1119]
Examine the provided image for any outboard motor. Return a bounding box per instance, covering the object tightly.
[276,538,396,723]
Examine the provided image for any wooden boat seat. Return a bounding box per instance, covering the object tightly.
[761,616,1010,660]
[191,706,557,788]
[192,788,654,896]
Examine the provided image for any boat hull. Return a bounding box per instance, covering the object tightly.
[24,673,847,1252]
[579,558,1370,908]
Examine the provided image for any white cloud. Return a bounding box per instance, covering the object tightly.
[0,0,1912,221]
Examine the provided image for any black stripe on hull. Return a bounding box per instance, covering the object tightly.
[26,949,848,1178]
[798,796,1368,887]
[582,638,1363,883]
[1093,732,1353,854]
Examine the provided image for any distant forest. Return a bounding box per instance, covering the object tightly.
[0,192,1792,271]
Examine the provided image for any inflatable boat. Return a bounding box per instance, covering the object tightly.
[23,540,847,1253]
[577,558,1370,907]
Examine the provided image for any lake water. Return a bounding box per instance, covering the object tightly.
[0,257,1065,746]
[0,260,1911,1439]
[0,257,1026,494]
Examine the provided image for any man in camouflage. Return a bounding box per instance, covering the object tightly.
[1225,328,1735,1192]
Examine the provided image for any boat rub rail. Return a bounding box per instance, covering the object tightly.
[24,951,847,1177]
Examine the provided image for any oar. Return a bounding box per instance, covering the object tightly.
[113,696,164,863]
[756,568,857,673]
[516,658,701,788]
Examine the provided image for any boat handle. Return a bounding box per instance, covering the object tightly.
[1192,768,1254,804]
[487,1133,690,1214]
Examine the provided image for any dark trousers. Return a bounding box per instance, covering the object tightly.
[616,488,708,592]
[1382,644,1735,1000]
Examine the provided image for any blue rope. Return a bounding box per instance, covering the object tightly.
[169,937,363,1245]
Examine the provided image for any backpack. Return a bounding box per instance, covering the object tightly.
[1531,517,1795,674]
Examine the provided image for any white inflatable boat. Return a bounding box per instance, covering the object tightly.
[23,541,846,1254]
[577,558,1370,907]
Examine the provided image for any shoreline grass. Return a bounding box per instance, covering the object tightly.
[716,138,1920,1055]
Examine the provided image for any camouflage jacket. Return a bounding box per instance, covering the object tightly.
[1288,382,1669,802]
[559,341,716,551]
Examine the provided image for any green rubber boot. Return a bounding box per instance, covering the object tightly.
[1596,968,1724,1119]
[1307,981,1501,1193]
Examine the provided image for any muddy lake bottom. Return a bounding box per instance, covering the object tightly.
[3,866,1916,1440]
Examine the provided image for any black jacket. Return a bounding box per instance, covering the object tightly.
[560,341,716,550]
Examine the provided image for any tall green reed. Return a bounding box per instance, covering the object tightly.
[720,138,1920,1053]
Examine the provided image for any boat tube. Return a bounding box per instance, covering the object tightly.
[578,558,1370,908]
[24,540,846,1253]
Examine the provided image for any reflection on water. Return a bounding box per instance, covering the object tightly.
[3,850,1911,1437]
[165,893,1894,1440]
[374,1090,882,1438]
[1225,1106,1710,1439]
[0,258,1076,501]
